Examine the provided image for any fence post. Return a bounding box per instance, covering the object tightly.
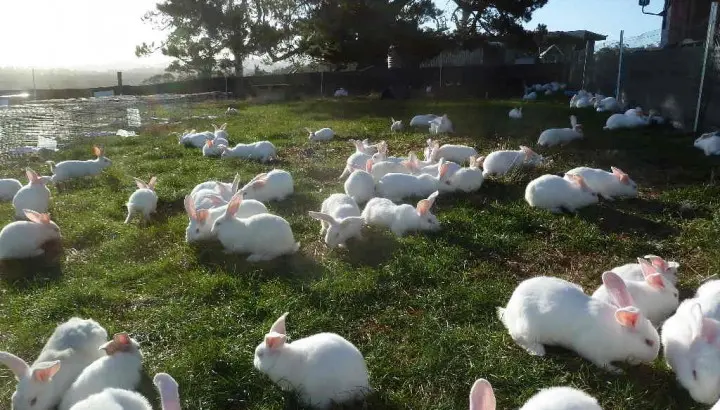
[320,70,324,96]
[581,40,590,89]
[694,1,719,133]
[615,30,624,100]
[117,72,123,96]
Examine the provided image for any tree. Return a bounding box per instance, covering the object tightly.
[296,0,447,69]
[136,0,301,77]
[449,0,549,48]
[141,73,177,85]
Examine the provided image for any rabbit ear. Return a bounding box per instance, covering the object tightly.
[265,333,287,349]
[251,176,268,189]
[340,216,364,227]
[602,271,635,308]
[569,174,590,191]
[438,161,450,179]
[231,173,241,193]
[416,191,439,215]
[365,159,373,172]
[225,195,242,218]
[570,115,578,128]
[206,139,214,147]
[611,166,630,185]
[519,145,536,159]
[637,258,665,289]
[153,373,181,410]
[469,379,496,410]
[25,168,40,183]
[100,332,132,355]
[615,306,641,329]
[645,255,669,272]
[269,312,289,335]
[147,177,157,190]
[24,210,50,224]
[221,123,227,130]
[134,178,148,189]
[184,195,197,220]
[692,304,720,344]
[93,146,103,157]
[0,352,30,380]
[308,211,337,226]
[31,361,61,383]
[475,156,485,168]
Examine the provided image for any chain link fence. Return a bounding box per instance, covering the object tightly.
[593,2,719,133]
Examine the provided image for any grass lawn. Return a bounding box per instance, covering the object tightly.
[0,98,719,410]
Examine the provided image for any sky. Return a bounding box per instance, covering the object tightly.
[0,0,664,70]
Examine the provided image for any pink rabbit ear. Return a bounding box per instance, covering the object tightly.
[184,196,196,220]
[416,191,439,216]
[196,209,209,224]
[265,333,287,349]
[438,162,450,179]
[519,145,536,159]
[225,195,242,217]
[31,361,61,383]
[251,177,267,189]
[690,303,720,344]
[134,178,147,189]
[615,307,640,329]
[269,312,289,335]
[25,168,40,183]
[469,379,496,410]
[645,255,669,272]
[153,373,181,410]
[637,258,665,289]
[0,352,30,380]
[147,177,157,190]
[475,156,485,168]
[602,271,635,308]
[24,209,50,224]
[92,146,103,157]
[365,159,373,172]
[611,166,630,184]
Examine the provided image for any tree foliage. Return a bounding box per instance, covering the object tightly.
[449,0,549,49]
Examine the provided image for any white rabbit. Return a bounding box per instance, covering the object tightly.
[377,159,451,201]
[524,174,599,213]
[59,332,143,410]
[662,295,720,404]
[184,194,266,243]
[237,169,293,202]
[338,146,381,180]
[191,188,227,210]
[612,255,680,286]
[0,317,108,410]
[210,194,299,261]
[344,160,375,205]
[190,174,241,203]
[306,127,335,141]
[0,178,22,201]
[595,97,622,112]
[47,146,112,183]
[446,156,485,193]
[220,141,277,162]
[253,312,370,409]
[603,113,649,130]
[69,372,179,410]
[226,107,239,115]
[125,177,158,224]
[482,146,543,177]
[202,139,223,157]
[625,107,644,116]
[523,91,537,101]
[694,132,720,156]
[564,166,638,200]
[429,114,454,134]
[424,139,477,164]
[537,116,583,147]
[371,142,404,164]
[409,114,439,127]
[68,388,151,410]
[0,210,61,260]
[348,139,382,155]
[592,258,679,326]
[178,130,211,147]
[469,378,602,410]
[212,123,229,143]
[696,280,720,299]
[13,168,51,219]
[309,194,364,248]
[497,272,660,373]
[369,157,412,182]
[361,191,440,236]
[390,117,403,132]
[508,107,522,119]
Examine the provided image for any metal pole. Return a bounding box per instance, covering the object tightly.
[615,30,624,100]
[694,2,718,133]
[32,68,37,100]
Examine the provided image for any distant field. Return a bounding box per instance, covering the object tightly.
[0,98,718,410]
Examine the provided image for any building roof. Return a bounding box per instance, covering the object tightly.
[548,30,608,41]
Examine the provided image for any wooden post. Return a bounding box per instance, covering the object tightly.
[694,1,719,132]
[117,71,123,95]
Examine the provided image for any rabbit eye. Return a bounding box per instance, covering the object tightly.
[30,398,37,406]
[673,292,678,298]
[693,370,698,380]
[195,228,200,233]
[644,339,654,347]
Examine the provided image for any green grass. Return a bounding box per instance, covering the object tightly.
[1,98,719,410]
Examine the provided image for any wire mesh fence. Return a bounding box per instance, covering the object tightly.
[593,4,719,133]
[0,93,230,162]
